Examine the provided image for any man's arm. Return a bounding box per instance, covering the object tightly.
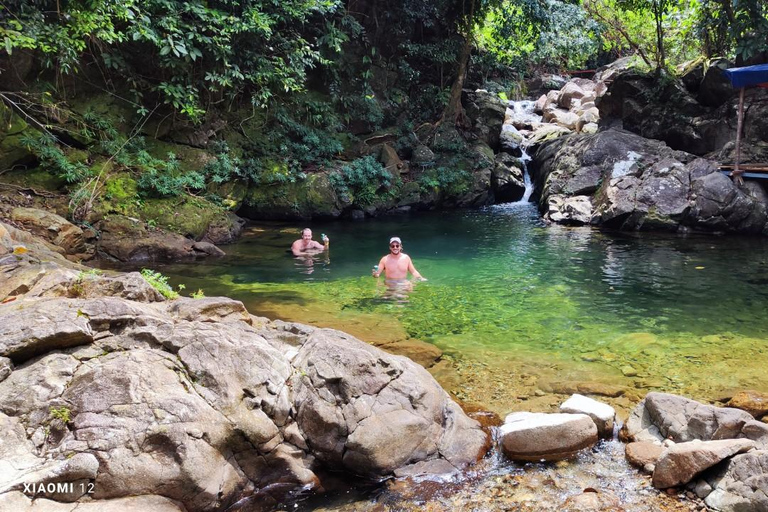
[372,256,386,277]
[407,256,424,280]
[291,241,304,256]
[310,240,326,251]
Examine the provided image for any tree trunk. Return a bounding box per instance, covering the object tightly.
[655,6,665,71]
[442,34,472,125]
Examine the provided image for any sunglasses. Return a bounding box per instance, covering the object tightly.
[390,243,401,247]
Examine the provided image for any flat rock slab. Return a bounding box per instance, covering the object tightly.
[560,393,615,438]
[652,438,756,489]
[500,412,597,461]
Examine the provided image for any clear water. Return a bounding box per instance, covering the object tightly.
[151,205,768,511]
[154,204,768,413]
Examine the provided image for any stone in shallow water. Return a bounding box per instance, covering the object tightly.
[560,393,615,438]
[500,412,597,461]
[625,441,663,473]
[727,390,768,418]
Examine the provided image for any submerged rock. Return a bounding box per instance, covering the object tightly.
[560,394,615,438]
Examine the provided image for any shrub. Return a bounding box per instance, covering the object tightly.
[140,268,179,299]
[329,156,394,206]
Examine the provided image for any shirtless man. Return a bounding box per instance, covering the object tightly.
[372,237,425,281]
[291,228,329,256]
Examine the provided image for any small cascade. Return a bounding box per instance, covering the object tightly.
[497,99,542,205]
[517,145,534,204]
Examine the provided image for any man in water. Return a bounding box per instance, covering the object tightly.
[291,228,329,256]
[372,236,425,281]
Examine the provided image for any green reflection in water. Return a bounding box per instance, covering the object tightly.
[154,204,768,410]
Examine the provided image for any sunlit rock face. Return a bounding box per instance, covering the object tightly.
[532,128,768,234]
[0,220,489,511]
[622,392,768,511]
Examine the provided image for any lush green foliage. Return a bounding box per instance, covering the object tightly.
[140,268,180,299]
[329,155,394,206]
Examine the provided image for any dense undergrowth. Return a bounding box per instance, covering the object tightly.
[1,0,766,226]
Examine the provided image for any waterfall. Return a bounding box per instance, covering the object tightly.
[500,99,541,205]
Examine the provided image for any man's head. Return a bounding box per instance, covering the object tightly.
[301,228,313,241]
[389,236,402,254]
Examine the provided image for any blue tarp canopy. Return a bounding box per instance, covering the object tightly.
[724,64,768,88]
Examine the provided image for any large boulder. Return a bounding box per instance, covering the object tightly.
[703,450,768,511]
[500,412,598,461]
[463,89,506,150]
[622,392,755,444]
[0,223,489,509]
[533,128,768,234]
[651,439,755,489]
[11,207,94,259]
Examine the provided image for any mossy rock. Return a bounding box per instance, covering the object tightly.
[208,179,248,211]
[141,138,214,173]
[139,196,228,239]
[94,171,139,217]
[0,103,37,172]
[1,167,68,191]
[241,173,341,220]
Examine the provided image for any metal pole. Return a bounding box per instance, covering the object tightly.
[734,87,745,184]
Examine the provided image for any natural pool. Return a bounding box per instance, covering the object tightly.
[151,203,768,511]
[156,203,768,414]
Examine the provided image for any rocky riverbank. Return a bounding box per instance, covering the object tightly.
[0,220,488,511]
[3,219,768,512]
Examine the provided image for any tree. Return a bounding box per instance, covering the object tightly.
[617,0,677,70]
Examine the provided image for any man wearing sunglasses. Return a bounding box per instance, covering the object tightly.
[372,236,425,281]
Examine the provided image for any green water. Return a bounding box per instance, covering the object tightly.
[155,204,768,412]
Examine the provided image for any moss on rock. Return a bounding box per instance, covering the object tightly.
[241,172,340,219]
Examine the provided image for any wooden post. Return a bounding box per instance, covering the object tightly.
[734,87,745,184]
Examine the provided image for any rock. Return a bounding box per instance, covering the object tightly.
[560,394,615,438]
[704,450,768,511]
[626,441,664,472]
[623,392,755,444]
[0,298,94,363]
[97,215,198,262]
[697,59,735,108]
[492,153,525,202]
[191,241,225,257]
[11,207,93,258]
[558,82,586,110]
[727,390,768,418]
[546,195,593,225]
[527,124,571,147]
[561,489,623,511]
[740,420,768,449]
[167,297,251,325]
[0,357,11,383]
[0,492,185,511]
[412,145,436,166]
[463,90,506,150]
[379,144,403,173]
[291,329,489,475]
[201,211,245,245]
[534,128,768,234]
[500,412,598,461]
[500,124,524,155]
[652,438,755,488]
